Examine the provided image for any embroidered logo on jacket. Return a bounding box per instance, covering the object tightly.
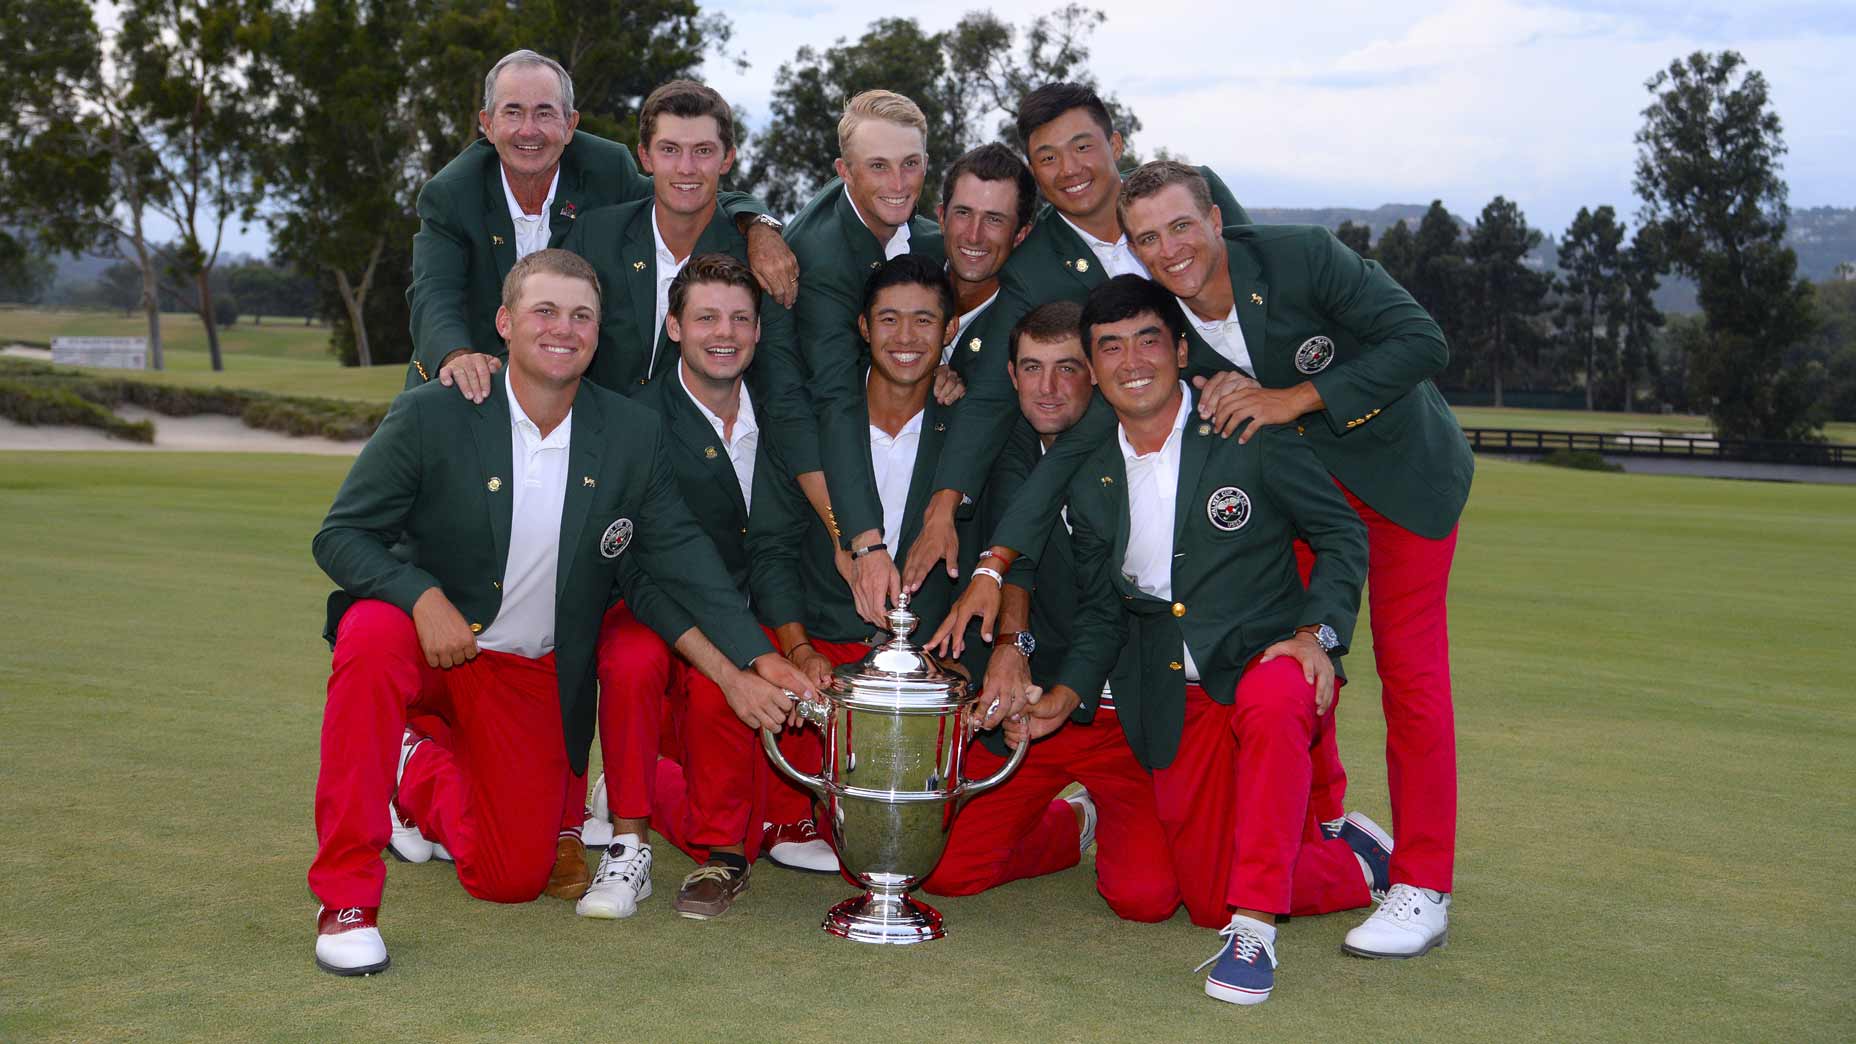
[1206,486,1252,532]
[1294,336,1336,375]
[600,518,634,559]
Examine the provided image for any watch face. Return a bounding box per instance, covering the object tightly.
[1015,631,1036,657]
[1316,624,1339,651]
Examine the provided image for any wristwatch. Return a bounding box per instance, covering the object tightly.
[1009,631,1036,659]
[1308,624,1339,651]
[751,213,784,232]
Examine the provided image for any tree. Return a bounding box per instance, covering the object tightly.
[1406,202,1473,387]
[260,0,420,366]
[1334,220,1372,255]
[1617,225,1667,410]
[1554,206,1626,409]
[1634,50,1819,440]
[743,6,1139,215]
[0,231,54,304]
[1371,219,1418,289]
[1465,196,1551,407]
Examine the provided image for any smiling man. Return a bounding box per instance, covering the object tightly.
[1117,160,1474,960]
[404,52,796,397]
[1037,275,1372,1006]
[307,250,812,976]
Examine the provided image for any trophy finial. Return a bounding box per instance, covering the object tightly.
[885,590,917,641]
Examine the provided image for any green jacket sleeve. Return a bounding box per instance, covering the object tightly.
[748,298,821,477]
[631,432,773,668]
[744,439,810,631]
[793,263,883,544]
[1261,429,1367,652]
[618,568,698,648]
[979,422,1040,591]
[1301,227,1450,437]
[1050,478,1125,713]
[984,394,1116,563]
[932,295,1025,498]
[716,191,769,224]
[407,178,485,386]
[311,393,442,614]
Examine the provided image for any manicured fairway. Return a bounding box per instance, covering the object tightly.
[1,453,1852,1041]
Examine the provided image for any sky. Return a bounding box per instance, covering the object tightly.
[202,0,1856,256]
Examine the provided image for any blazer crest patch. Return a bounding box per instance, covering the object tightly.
[1295,336,1336,375]
[1206,486,1252,532]
[600,518,634,559]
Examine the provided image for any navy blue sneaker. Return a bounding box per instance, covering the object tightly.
[1338,811,1393,896]
[1318,816,1345,841]
[1197,916,1278,1005]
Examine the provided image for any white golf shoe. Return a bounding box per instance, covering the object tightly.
[387,730,434,863]
[314,906,388,976]
[1342,883,1451,958]
[576,835,654,919]
[580,772,614,849]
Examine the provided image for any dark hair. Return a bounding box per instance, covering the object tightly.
[1117,160,1213,229]
[1014,83,1115,151]
[1009,300,1085,363]
[940,143,1037,232]
[639,79,736,153]
[1079,275,1183,356]
[861,254,956,326]
[668,253,760,320]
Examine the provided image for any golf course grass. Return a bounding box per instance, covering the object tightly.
[1,451,1851,1041]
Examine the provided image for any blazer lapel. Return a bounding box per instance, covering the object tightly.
[899,397,949,551]
[621,208,660,376]
[669,381,749,519]
[1043,218,1105,293]
[556,387,605,600]
[482,169,519,289]
[1173,392,1214,550]
[469,376,515,577]
[547,151,587,248]
[1225,237,1270,366]
[1107,453,1134,596]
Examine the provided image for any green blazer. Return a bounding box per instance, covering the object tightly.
[746,390,976,647]
[404,131,767,388]
[556,199,814,478]
[615,369,774,644]
[313,373,772,774]
[1180,225,1474,539]
[932,166,1251,500]
[780,177,940,545]
[1055,387,1368,770]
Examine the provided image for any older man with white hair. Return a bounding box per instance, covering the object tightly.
[404,49,797,399]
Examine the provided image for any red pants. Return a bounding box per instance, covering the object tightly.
[923,710,1179,921]
[1295,482,1459,891]
[597,605,818,859]
[1153,667,1372,928]
[309,600,574,908]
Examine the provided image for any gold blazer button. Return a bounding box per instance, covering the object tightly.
[469,623,483,634]
[1171,602,1186,618]
[1168,660,1183,671]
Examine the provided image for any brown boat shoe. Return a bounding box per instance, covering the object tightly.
[673,859,750,919]
[543,836,591,900]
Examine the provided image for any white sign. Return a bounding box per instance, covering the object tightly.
[51,337,147,369]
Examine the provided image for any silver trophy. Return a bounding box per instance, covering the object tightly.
[763,592,1027,944]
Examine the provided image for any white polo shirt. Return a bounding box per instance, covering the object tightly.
[1180,300,1254,375]
[845,185,912,259]
[946,290,999,366]
[1117,383,1199,681]
[650,206,692,377]
[476,377,571,658]
[500,165,560,261]
[678,362,759,511]
[869,406,925,544]
[1059,214,1148,279]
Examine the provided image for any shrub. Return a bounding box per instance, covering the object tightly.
[0,377,155,441]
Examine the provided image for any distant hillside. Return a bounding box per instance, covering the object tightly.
[1254,204,1856,315]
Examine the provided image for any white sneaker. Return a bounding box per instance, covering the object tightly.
[1343,883,1451,958]
[387,730,433,864]
[314,906,388,976]
[576,834,653,919]
[581,772,614,849]
[1066,789,1098,853]
[762,820,838,873]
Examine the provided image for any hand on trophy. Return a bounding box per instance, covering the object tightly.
[975,641,1040,730]
[1002,684,1078,750]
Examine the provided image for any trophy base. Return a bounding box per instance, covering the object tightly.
[822,892,945,945]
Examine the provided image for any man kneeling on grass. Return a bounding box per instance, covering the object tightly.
[306,249,812,976]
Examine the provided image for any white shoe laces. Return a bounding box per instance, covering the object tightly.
[1373,883,1426,921]
[1194,920,1278,973]
[591,844,649,887]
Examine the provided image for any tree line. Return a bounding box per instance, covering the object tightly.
[0,2,1844,438]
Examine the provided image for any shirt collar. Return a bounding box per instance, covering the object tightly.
[1058,212,1126,252]
[500,164,560,223]
[871,405,926,443]
[677,361,756,441]
[650,204,679,265]
[504,374,572,447]
[1116,381,1191,462]
[1180,298,1239,334]
[843,184,912,256]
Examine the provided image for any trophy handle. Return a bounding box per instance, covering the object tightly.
[956,725,1029,798]
[761,690,828,796]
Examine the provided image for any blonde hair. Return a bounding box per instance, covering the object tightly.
[836,90,928,157]
[501,248,602,314]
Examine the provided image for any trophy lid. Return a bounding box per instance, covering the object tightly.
[831,592,969,711]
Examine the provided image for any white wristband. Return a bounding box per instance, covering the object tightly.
[972,566,1004,587]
